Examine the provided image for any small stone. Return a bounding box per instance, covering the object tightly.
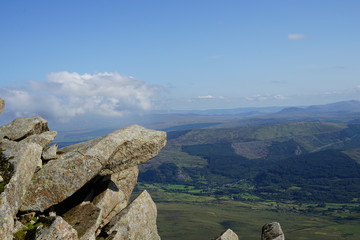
[19,212,36,224]
[261,222,285,240]
[35,216,78,240]
[49,211,56,217]
[0,175,3,182]
[216,229,239,240]
[42,144,58,160]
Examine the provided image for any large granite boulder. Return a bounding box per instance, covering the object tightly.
[261,222,285,240]
[0,116,49,141]
[215,229,239,240]
[21,125,166,212]
[0,141,42,240]
[21,131,57,148]
[104,190,160,240]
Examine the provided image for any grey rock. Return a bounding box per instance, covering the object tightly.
[60,124,167,175]
[0,174,3,182]
[35,216,78,240]
[1,139,24,168]
[0,98,4,114]
[21,151,103,212]
[93,166,139,231]
[105,190,160,240]
[1,139,42,171]
[21,131,57,148]
[21,125,166,212]
[215,229,239,240]
[62,202,102,240]
[0,116,49,141]
[0,142,42,240]
[262,222,285,240]
[42,144,58,160]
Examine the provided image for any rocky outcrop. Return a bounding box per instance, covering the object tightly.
[216,229,239,240]
[21,124,165,212]
[261,222,285,240]
[0,101,166,240]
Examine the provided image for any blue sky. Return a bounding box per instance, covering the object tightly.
[0,0,359,123]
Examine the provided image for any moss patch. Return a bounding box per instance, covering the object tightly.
[13,216,55,240]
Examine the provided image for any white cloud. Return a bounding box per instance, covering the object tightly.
[246,94,287,101]
[288,33,306,40]
[1,72,162,121]
[196,95,225,99]
[197,95,215,99]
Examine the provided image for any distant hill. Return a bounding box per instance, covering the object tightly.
[139,120,360,203]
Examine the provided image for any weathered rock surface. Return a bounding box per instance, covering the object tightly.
[93,166,139,230]
[42,144,58,160]
[35,216,78,240]
[0,141,42,240]
[215,229,239,240]
[261,222,285,240]
[0,98,4,114]
[62,202,102,240]
[21,131,57,148]
[104,190,160,240]
[21,125,166,212]
[59,124,167,175]
[0,116,49,141]
[21,151,103,212]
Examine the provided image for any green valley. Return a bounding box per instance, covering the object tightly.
[137,117,360,239]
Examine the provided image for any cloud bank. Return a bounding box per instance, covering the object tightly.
[1,72,162,121]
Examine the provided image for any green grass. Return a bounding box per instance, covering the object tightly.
[133,184,360,240]
[149,148,208,168]
[156,201,360,240]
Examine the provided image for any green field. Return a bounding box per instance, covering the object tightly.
[134,183,360,240]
